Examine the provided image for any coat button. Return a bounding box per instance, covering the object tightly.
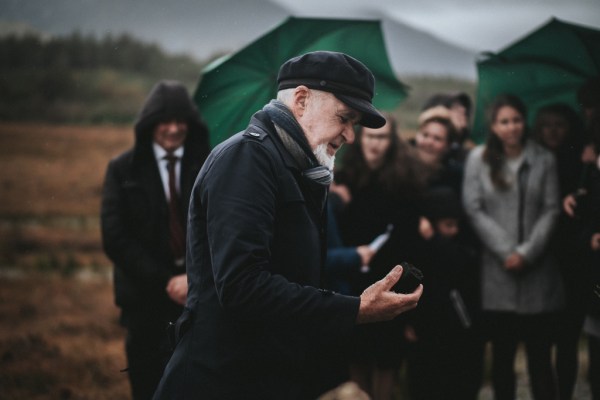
[249,132,260,137]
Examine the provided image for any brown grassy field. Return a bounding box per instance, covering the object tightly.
[0,274,130,399]
[0,122,133,216]
[0,122,133,270]
[0,122,132,399]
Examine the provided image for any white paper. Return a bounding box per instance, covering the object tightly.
[361,224,394,273]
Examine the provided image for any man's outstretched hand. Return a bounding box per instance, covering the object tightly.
[356,265,423,324]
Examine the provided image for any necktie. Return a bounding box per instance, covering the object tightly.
[164,154,185,265]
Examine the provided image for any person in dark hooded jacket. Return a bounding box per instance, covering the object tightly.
[101,80,210,400]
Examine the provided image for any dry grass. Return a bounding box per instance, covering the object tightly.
[0,122,133,269]
[0,123,131,398]
[0,122,132,216]
[0,274,129,400]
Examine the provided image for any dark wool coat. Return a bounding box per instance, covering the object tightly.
[153,110,360,400]
[583,160,600,317]
[101,81,210,318]
[334,166,421,369]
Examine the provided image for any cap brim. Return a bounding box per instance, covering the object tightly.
[335,94,386,129]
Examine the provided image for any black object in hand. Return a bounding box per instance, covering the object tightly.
[393,262,423,294]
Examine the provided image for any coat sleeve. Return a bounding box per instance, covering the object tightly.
[101,158,171,288]
[462,147,516,261]
[515,153,560,264]
[201,140,359,335]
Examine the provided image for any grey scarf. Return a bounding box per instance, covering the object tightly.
[262,100,333,186]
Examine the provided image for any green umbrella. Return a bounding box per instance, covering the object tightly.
[472,18,600,143]
[194,16,408,147]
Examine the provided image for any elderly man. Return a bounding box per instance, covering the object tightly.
[153,51,422,400]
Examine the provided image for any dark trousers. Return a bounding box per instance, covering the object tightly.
[554,308,585,400]
[122,309,180,400]
[590,333,600,400]
[554,252,589,400]
[408,330,484,400]
[486,312,558,400]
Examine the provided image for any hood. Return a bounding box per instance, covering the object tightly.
[132,80,210,165]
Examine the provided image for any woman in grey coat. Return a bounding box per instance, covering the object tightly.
[463,94,563,400]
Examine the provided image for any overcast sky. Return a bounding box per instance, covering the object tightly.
[0,0,598,63]
[272,0,600,52]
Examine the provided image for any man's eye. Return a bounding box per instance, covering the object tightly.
[339,116,348,124]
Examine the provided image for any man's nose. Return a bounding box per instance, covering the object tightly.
[166,120,180,132]
[343,125,355,144]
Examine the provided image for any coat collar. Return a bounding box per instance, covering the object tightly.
[248,111,300,171]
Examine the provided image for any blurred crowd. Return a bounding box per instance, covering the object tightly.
[101,69,600,399]
[325,78,600,400]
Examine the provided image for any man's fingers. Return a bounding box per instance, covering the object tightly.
[412,283,423,297]
[563,196,576,217]
[381,265,403,291]
[393,284,423,315]
[404,284,423,303]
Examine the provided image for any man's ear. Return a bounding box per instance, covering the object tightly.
[290,86,310,119]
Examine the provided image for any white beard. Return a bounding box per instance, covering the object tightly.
[313,143,335,171]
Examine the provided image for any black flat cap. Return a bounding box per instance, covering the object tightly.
[277,51,386,128]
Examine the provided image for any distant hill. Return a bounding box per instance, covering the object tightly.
[0,0,288,60]
[0,32,205,123]
[0,0,477,79]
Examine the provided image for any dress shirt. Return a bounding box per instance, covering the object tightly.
[153,143,184,201]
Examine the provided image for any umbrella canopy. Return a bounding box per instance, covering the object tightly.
[472,18,600,143]
[194,16,408,147]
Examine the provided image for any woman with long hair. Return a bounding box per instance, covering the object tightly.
[334,114,425,400]
[462,94,563,400]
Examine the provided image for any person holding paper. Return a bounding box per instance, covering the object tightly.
[334,114,426,399]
